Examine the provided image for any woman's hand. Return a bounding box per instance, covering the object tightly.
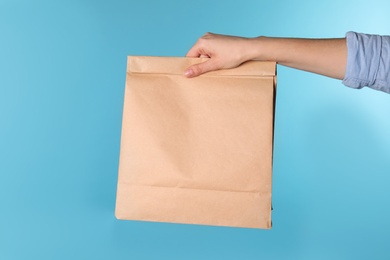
[184,33,257,78]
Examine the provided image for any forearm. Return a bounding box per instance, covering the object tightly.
[248,37,347,80]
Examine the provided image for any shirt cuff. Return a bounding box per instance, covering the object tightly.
[342,32,381,89]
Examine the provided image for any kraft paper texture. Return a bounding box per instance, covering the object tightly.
[115,56,276,229]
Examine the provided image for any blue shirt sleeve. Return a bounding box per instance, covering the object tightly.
[342,31,390,94]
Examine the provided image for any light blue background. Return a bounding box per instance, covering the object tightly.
[1,0,389,259]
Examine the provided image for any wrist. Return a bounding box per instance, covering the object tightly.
[245,36,270,61]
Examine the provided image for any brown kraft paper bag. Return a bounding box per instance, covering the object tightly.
[115,56,276,229]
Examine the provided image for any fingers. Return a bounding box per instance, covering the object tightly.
[186,43,202,57]
[186,32,214,57]
[184,59,218,78]
[184,32,218,77]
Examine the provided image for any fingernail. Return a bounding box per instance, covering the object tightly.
[184,69,193,77]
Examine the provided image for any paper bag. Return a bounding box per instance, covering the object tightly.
[115,56,276,229]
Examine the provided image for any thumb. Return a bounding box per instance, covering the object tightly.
[184,59,218,78]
